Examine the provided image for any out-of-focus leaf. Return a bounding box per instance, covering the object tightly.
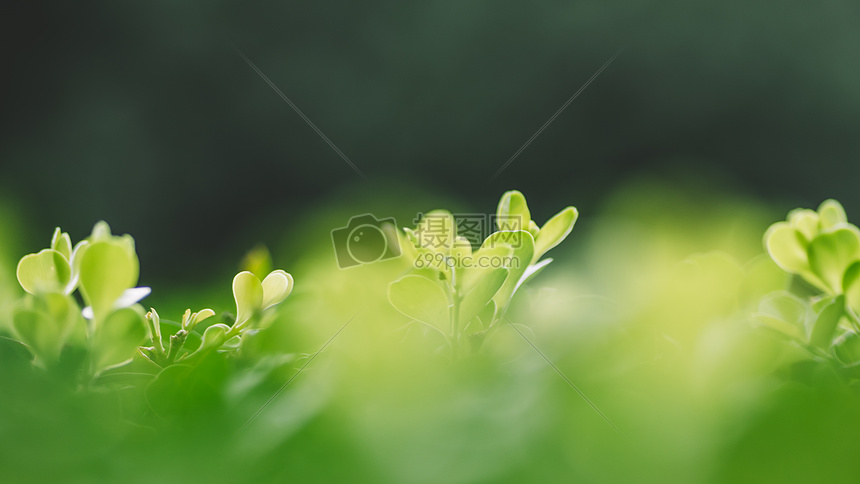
[481,230,535,311]
[388,275,450,334]
[92,307,147,372]
[788,208,819,241]
[818,199,847,231]
[414,210,456,254]
[764,223,810,276]
[459,267,507,327]
[12,309,58,361]
[753,292,808,341]
[834,331,860,366]
[809,295,844,349]
[808,227,860,293]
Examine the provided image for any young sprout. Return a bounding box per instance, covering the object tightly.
[387,190,578,356]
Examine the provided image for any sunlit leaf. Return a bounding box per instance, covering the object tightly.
[808,227,860,293]
[818,199,847,231]
[233,271,263,326]
[496,190,530,231]
[16,249,71,295]
[535,206,578,259]
[261,270,294,309]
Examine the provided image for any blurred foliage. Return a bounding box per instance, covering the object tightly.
[3,1,860,482]
[3,183,860,482]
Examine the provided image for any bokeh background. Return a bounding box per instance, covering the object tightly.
[2,1,860,483]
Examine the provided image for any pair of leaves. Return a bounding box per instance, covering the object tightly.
[232,270,294,327]
[496,190,579,262]
[765,200,860,295]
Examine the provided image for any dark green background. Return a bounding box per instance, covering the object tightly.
[3,0,859,279]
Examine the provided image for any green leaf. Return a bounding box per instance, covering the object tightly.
[809,295,844,348]
[843,261,860,314]
[481,230,535,311]
[261,270,293,309]
[200,323,231,350]
[516,258,554,293]
[818,199,847,231]
[834,331,860,366]
[51,228,73,261]
[78,241,139,323]
[808,227,860,293]
[534,206,578,259]
[496,190,530,231]
[753,292,808,341]
[788,209,819,241]
[459,267,508,326]
[764,222,810,276]
[241,244,273,280]
[13,309,60,361]
[477,300,496,329]
[92,307,147,372]
[233,271,263,326]
[388,275,450,334]
[16,249,71,295]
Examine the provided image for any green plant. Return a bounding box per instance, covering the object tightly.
[759,200,860,370]
[10,222,294,383]
[387,190,578,356]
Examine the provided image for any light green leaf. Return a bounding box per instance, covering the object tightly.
[233,271,263,326]
[482,230,535,311]
[388,275,450,334]
[818,199,847,231]
[78,241,139,323]
[13,309,59,361]
[808,227,860,293]
[92,307,147,371]
[496,190,530,231]
[753,292,808,341]
[261,270,294,309]
[459,267,508,327]
[535,206,578,259]
[809,295,844,349]
[200,323,231,350]
[764,222,809,275]
[516,258,554,293]
[843,261,860,314]
[477,300,496,329]
[788,209,819,241]
[241,244,273,280]
[17,249,71,295]
[51,228,72,261]
[834,331,860,366]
